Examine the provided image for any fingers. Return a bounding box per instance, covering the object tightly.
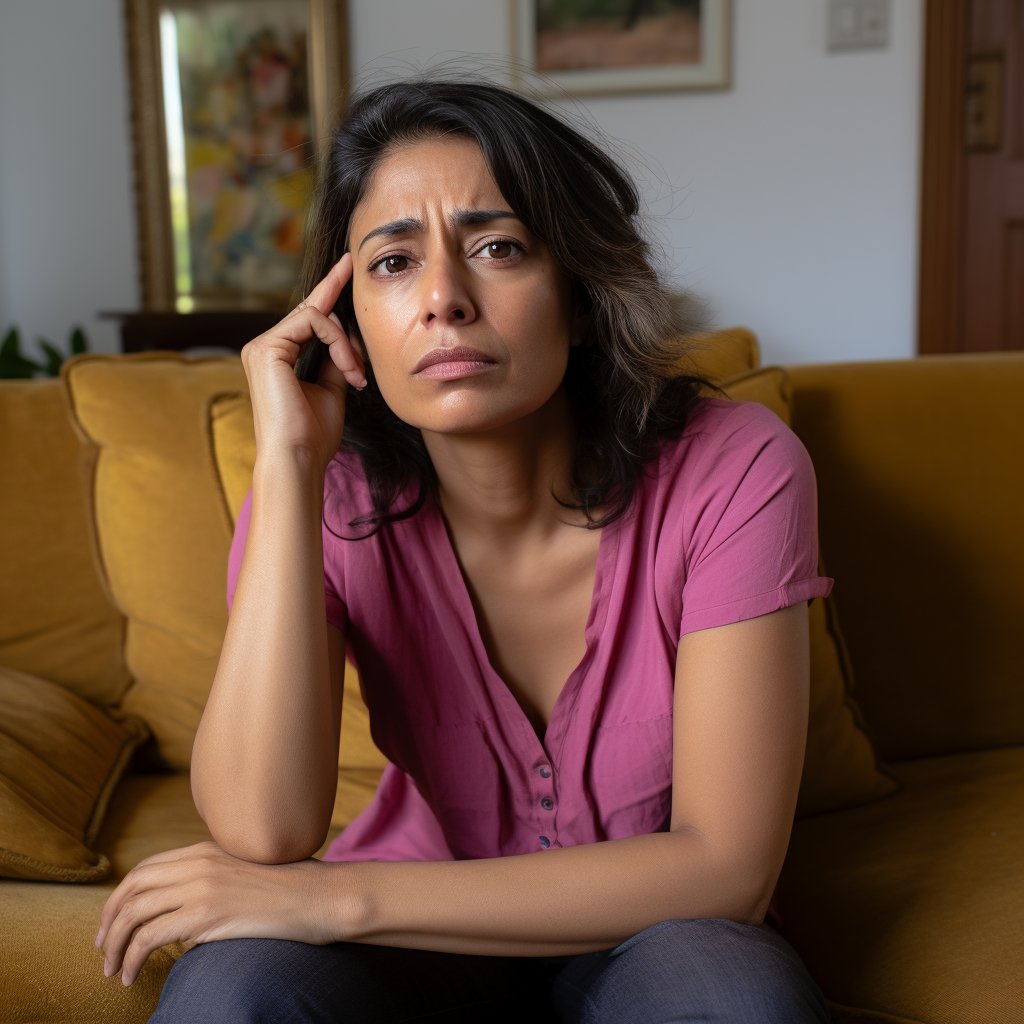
[96,842,220,948]
[274,307,366,390]
[100,886,185,984]
[302,252,353,317]
[118,909,190,988]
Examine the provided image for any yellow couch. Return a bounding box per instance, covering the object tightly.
[1,332,1021,1023]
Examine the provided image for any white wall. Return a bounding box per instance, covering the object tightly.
[0,0,922,364]
[0,0,138,357]
[349,0,924,365]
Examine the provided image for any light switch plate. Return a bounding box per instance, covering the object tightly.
[828,0,890,52]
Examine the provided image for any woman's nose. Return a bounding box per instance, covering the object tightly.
[418,254,477,328]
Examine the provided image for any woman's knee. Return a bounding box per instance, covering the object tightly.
[149,938,342,1024]
[553,918,831,1024]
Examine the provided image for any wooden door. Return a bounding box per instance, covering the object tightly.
[919,0,1024,354]
[962,0,1024,350]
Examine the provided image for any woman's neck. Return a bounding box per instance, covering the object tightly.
[420,386,584,548]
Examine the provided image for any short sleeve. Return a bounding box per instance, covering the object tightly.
[226,488,349,632]
[678,402,833,637]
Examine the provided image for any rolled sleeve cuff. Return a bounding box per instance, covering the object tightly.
[679,575,834,638]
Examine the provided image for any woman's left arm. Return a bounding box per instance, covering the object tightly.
[98,601,808,983]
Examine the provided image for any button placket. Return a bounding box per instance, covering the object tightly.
[535,763,556,847]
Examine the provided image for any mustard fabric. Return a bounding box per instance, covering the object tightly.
[0,665,148,882]
[0,378,128,704]
[719,368,895,817]
[779,745,1024,1024]
[61,353,249,770]
[786,351,1024,762]
[0,768,368,1024]
[679,325,761,384]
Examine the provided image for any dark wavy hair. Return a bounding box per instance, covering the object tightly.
[295,78,724,535]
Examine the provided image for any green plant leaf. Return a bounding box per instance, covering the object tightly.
[70,327,88,354]
[38,340,64,376]
[0,326,44,379]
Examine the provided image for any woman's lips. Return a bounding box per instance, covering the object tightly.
[412,346,498,380]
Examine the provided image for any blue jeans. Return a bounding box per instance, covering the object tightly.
[149,918,832,1023]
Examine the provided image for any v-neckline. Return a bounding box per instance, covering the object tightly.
[428,493,620,760]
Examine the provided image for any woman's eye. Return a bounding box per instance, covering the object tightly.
[382,255,408,273]
[478,241,521,260]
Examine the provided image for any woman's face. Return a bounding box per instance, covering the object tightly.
[348,136,574,435]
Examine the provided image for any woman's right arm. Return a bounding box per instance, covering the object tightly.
[190,254,367,864]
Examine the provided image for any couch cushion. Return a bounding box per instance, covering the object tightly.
[0,378,128,704]
[0,666,148,882]
[679,325,761,383]
[786,351,1024,761]
[0,773,206,1024]
[0,764,372,1024]
[61,353,248,770]
[777,745,1024,1024]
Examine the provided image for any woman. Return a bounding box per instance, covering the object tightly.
[96,80,834,1023]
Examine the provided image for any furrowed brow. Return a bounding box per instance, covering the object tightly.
[451,209,520,228]
[357,218,423,253]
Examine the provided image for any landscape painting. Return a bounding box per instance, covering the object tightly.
[516,0,730,96]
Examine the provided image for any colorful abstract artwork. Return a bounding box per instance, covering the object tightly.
[162,1,314,309]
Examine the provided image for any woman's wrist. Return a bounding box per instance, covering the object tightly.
[323,862,379,943]
[253,443,331,488]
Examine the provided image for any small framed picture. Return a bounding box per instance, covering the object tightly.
[125,0,349,313]
[513,0,731,97]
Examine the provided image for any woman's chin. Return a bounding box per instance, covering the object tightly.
[402,398,547,439]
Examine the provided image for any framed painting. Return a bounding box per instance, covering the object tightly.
[125,0,348,313]
[512,0,731,96]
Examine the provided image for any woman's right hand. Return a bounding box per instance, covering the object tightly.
[241,252,366,473]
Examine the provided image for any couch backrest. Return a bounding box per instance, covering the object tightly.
[786,351,1024,762]
[0,379,128,704]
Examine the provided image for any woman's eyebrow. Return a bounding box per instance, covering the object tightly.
[357,218,422,253]
[357,210,520,253]
[451,209,519,228]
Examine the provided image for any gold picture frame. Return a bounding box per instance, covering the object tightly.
[125,0,349,312]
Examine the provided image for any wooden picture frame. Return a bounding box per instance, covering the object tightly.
[511,0,731,97]
[124,0,349,312]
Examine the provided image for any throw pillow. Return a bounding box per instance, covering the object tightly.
[61,352,247,770]
[0,378,128,704]
[0,665,149,881]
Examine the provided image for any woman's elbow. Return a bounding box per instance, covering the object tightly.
[209,822,328,864]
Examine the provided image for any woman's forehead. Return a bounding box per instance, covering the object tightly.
[353,137,507,228]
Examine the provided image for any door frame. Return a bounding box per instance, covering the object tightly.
[918,1,969,354]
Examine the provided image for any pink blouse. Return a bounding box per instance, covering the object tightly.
[227,396,833,866]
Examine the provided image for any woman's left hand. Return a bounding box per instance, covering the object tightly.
[95,841,342,986]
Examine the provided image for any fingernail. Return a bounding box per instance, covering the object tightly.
[358,378,367,390]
